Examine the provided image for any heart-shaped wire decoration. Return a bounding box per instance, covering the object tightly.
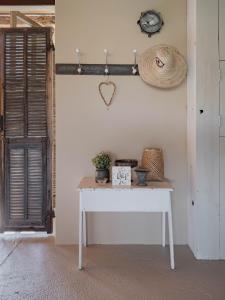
[98,81,116,107]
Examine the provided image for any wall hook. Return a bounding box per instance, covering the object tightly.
[104,49,109,75]
[132,49,137,75]
[75,48,82,74]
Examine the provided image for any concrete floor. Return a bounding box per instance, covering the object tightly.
[0,236,225,300]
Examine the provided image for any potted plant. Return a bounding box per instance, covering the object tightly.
[92,152,111,183]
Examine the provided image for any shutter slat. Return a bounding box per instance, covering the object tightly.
[27,32,47,137]
[27,147,43,221]
[8,148,25,220]
[4,32,25,138]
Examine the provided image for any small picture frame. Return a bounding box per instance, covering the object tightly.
[112,166,131,186]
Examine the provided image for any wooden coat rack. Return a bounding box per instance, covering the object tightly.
[56,49,139,76]
[56,64,139,76]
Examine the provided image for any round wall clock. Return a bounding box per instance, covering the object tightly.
[137,10,164,37]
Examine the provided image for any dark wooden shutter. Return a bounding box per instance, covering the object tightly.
[0,28,52,232]
[5,30,48,138]
[5,141,47,227]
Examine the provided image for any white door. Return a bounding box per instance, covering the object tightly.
[220,136,225,259]
[219,0,225,259]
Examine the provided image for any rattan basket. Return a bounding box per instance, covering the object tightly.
[141,148,164,181]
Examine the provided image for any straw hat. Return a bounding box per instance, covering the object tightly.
[138,44,187,88]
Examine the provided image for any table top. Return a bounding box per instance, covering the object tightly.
[78,177,173,191]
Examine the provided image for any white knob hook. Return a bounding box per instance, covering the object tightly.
[104,49,109,75]
[75,48,82,74]
[132,49,137,75]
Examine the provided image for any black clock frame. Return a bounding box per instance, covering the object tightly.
[137,10,164,37]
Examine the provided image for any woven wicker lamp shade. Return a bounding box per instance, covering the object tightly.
[141,148,164,181]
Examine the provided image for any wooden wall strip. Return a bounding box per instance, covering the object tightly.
[0,0,55,5]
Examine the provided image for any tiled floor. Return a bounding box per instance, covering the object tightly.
[0,236,225,300]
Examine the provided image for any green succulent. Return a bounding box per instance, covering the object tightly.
[92,152,111,170]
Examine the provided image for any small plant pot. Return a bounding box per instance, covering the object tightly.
[135,168,149,186]
[95,169,110,183]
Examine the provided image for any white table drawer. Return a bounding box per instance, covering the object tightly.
[80,190,171,212]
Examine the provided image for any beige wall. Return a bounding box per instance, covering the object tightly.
[55,0,187,244]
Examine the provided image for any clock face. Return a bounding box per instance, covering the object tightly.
[138,10,163,37]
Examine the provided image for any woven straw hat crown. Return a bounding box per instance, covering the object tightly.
[154,47,174,73]
[138,44,187,89]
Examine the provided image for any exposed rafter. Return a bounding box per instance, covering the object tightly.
[11,11,42,27]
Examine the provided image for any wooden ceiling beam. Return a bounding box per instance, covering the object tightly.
[0,0,55,5]
[0,15,55,26]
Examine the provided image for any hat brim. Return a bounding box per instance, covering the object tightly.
[138,44,187,89]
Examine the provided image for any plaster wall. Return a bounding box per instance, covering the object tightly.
[55,0,187,244]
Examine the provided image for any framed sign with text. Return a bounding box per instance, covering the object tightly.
[112,166,131,185]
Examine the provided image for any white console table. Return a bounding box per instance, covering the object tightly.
[78,177,175,270]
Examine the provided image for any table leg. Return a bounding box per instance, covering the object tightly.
[168,200,175,270]
[162,212,166,247]
[78,207,83,270]
[83,211,87,247]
